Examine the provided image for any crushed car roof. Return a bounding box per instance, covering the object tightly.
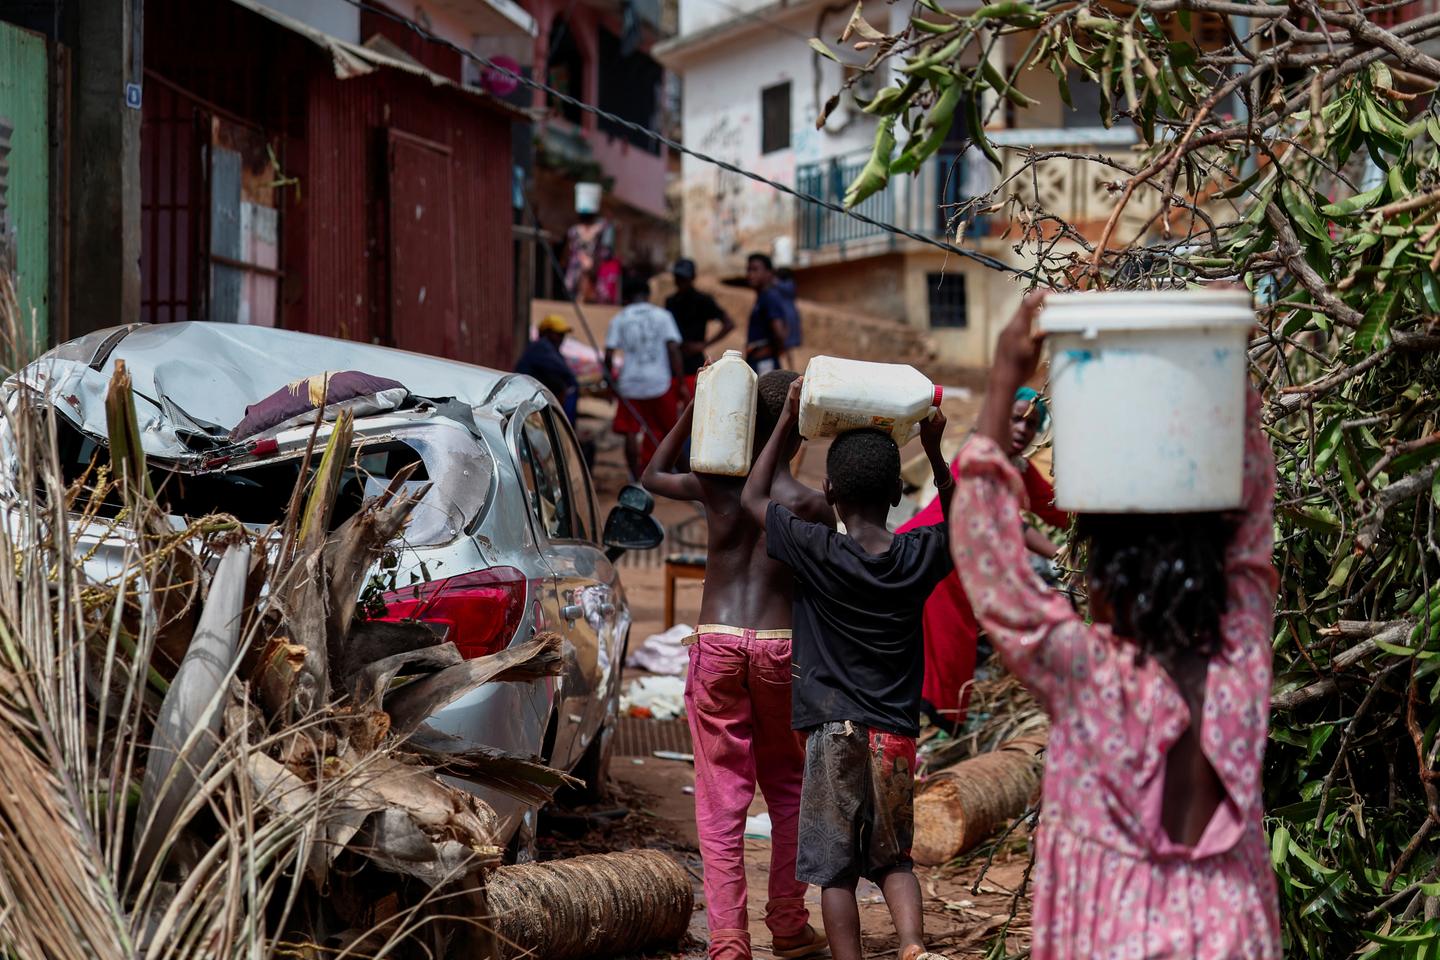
[9,322,527,460]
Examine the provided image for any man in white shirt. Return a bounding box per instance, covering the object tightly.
[605,275,684,480]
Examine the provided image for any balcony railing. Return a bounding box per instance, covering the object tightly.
[795,149,989,252]
[795,154,895,250]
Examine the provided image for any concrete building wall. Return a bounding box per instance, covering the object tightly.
[673,0,888,276]
[527,0,670,220]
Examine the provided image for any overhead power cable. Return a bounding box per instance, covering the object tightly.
[333,0,1035,279]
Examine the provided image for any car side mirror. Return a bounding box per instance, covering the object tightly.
[603,484,664,561]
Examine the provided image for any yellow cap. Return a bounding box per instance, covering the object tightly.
[539,314,572,335]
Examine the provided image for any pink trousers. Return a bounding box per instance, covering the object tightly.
[685,627,810,960]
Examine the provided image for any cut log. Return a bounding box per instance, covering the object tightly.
[486,849,693,959]
[913,733,1047,866]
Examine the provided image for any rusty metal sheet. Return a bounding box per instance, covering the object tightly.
[387,130,458,360]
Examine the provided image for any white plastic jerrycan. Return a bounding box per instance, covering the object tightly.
[798,356,942,442]
[690,350,757,476]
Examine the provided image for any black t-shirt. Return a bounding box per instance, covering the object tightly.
[766,502,953,737]
[665,288,726,375]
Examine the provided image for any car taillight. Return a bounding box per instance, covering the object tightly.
[374,566,528,660]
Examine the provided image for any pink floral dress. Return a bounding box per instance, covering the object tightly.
[949,392,1282,960]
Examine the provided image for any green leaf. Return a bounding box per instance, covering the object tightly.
[1066,36,1097,81]
[1288,837,1338,877]
[1271,824,1291,867]
[1356,287,1399,351]
[900,35,963,74]
[890,82,960,174]
[808,37,841,62]
[1282,182,1330,244]
[967,92,1002,170]
[843,116,897,207]
[1377,237,1414,289]
[1051,58,1074,110]
[1327,552,1357,591]
[1314,418,1343,472]
[911,17,954,34]
[1167,40,1197,69]
[980,57,1038,108]
[1375,639,1437,659]
[1319,183,1384,217]
[973,0,1040,22]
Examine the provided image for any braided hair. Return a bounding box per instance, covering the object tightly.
[1075,512,1234,660]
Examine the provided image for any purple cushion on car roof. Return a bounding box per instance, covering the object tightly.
[230,370,408,440]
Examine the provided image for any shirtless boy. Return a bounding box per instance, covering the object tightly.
[642,370,831,960]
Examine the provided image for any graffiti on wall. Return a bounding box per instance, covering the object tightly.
[684,107,795,276]
[698,113,746,260]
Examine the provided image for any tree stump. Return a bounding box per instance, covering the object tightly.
[913,734,1047,866]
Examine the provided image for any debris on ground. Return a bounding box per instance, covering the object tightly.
[622,674,687,719]
[628,623,693,675]
[743,812,772,840]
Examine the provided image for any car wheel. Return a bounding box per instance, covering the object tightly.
[561,717,614,806]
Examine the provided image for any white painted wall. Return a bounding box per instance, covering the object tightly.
[256,0,360,41]
[675,0,890,275]
[681,0,772,39]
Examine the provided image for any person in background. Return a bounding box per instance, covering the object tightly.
[950,291,1280,958]
[745,253,789,374]
[898,385,1068,734]
[666,258,736,398]
[743,380,955,960]
[565,211,615,303]
[774,268,803,371]
[640,370,833,960]
[605,275,683,480]
[516,314,581,422]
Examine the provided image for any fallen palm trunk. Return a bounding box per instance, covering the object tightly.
[487,849,693,959]
[913,733,1047,866]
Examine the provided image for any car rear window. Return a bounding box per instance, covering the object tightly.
[47,418,491,547]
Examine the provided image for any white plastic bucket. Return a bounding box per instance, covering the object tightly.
[691,350,757,476]
[1039,289,1254,513]
[575,182,602,215]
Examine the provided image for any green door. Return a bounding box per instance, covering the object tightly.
[0,20,49,354]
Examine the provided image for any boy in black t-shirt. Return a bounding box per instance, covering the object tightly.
[741,378,955,960]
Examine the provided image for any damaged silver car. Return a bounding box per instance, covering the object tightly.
[3,321,663,853]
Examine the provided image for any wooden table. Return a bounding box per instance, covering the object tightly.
[662,554,706,630]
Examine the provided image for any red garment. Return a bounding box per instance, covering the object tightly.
[1020,461,1069,529]
[897,455,1068,729]
[613,386,678,471]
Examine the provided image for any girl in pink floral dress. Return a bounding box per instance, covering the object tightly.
[949,292,1282,959]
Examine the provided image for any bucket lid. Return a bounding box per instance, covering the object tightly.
[1039,289,1254,334]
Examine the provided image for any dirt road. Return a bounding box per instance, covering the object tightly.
[549,384,1034,959]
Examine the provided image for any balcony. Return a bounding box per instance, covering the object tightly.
[795,149,989,253]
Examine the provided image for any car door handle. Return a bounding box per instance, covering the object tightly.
[562,604,584,621]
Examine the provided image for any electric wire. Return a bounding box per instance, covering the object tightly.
[334,0,1036,279]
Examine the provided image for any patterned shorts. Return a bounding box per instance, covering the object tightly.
[796,720,917,887]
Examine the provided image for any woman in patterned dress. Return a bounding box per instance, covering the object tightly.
[949,291,1282,959]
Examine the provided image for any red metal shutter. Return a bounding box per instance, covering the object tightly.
[387,129,459,359]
